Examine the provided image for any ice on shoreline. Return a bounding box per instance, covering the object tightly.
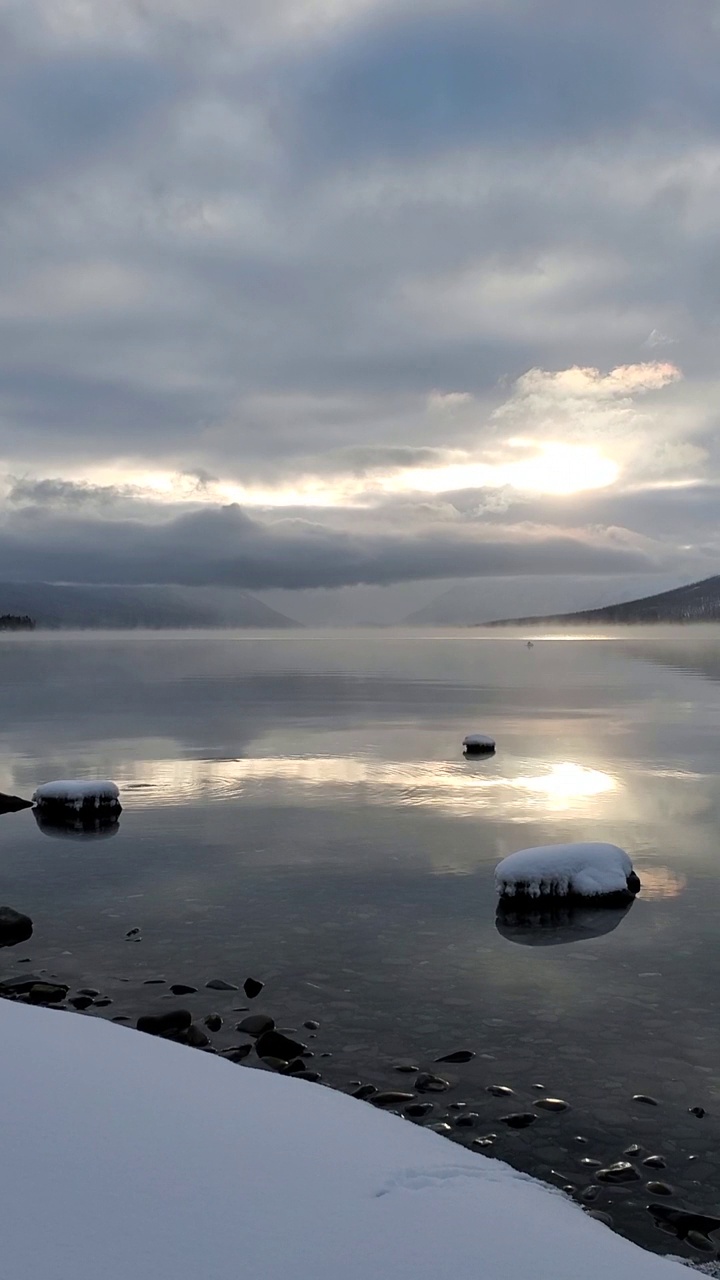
[0,998,692,1279]
[496,842,640,900]
[32,780,121,812]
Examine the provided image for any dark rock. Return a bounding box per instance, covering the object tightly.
[352,1084,377,1100]
[394,1063,420,1074]
[112,1015,130,1023]
[580,1186,602,1204]
[646,1181,673,1196]
[404,1102,434,1118]
[285,1059,309,1075]
[0,975,51,996]
[586,1211,613,1227]
[144,979,165,985]
[580,1158,602,1168]
[255,1030,307,1061]
[220,1044,252,1063]
[260,1056,289,1071]
[204,1014,222,1032]
[435,1050,475,1064]
[294,1070,321,1083]
[69,996,93,1010]
[473,1136,496,1148]
[93,998,112,1007]
[0,793,32,814]
[454,1112,479,1128]
[137,1009,192,1038]
[632,1094,659,1106]
[647,1203,720,1244]
[125,928,141,938]
[689,1106,706,1118]
[687,1231,716,1253]
[27,982,67,1004]
[243,978,264,999]
[304,1020,320,1031]
[500,1112,537,1129]
[487,1085,514,1097]
[206,979,238,991]
[415,1073,451,1094]
[170,984,197,996]
[623,1144,642,1158]
[236,1014,275,1038]
[183,1023,210,1048]
[642,1155,667,1169]
[79,988,100,997]
[534,1097,570,1112]
[596,1162,640,1184]
[448,1102,466,1110]
[372,1091,416,1108]
[428,1122,452,1134]
[0,907,33,948]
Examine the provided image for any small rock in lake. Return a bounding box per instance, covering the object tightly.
[125,928,141,938]
[623,1144,642,1158]
[293,1070,322,1083]
[580,1158,602,1168]
[137,1009,192,1038]
[647,1203,720,1244]
[352,1084,377,1100]
[27,982,68,1005]
[632,1094,659,1106]
[645,1181,674,1197]
[404,1102,434,1118]
[534,1097,570,1112]
[586,1211,613,1227]
[236,1014,275,1038]
[448,1102,466,1111]
[596,1162,640,1184]
[500,1113,537,1129]
[204,1014,222,1032]
[184,1024,210,1049]
[255,1030,307,1061]
[473,1136,496,1148]
[487,1085,514,1097]
[0,907,33,948]
[394,1063,420,1074]
[642,1155,666,1169]
[170,984,197,996]
[687,1231,716,1253]
[143,979,165,986]
[93,998,112,1007]
[580,1186,602,1204]
[78,988,100,997]
[69,996,93,1010]
[285,1059,308,1075]
[261,1056,289,1071]
[435,1050,475,1064]
[415,1073,451,1094]
[304,1020,320,1031]
[243,978,264,999]
[220,1045,252,1063]
[454,1113,479,1128]
[206,979,238,992]
[372,1091,416,1108]
[428,1122,453,1135]
[689,1106,706,1118]
[112,1015,130,1023]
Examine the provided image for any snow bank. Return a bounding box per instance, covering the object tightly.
[32,779,121,812]
[495,842,639,900]
[0,998,689,1280]
[463,732,496,752]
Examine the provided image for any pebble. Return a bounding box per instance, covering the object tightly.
[304,1020,320,1031]
[69,996,93,1010]
[184,1024,210,1049]
[454,1113,479,1128]
[78,988,100,997]
[473,1136,496,1148]
[487,1085,514,1097]
[632,1094,659,1106]
[534,1098,570,1112]
[646,1181,674,1196]
[689,1106,706,1118]
[394,1063,420,1074]
[221,1045,252,1063]
[255,1030,307,1061]
[112,1015,130,1023]
[204,1014,222,1032]
[687,1232,715,1253]
[236,1014,275,1038]
[27,982,68,1005]
[596,1162,640,1184]
[206,979,238,991]
[580,1158,602,1168]
[137,1009,192,1038]
[642,1155,666,1169]
[352,1084,377,1100]
[500,1113,537,1129]
[404,1102,434,1118]
[285,1059,308,1075]
[415,1073,451,1094]
[93,998,112,1007]
[372,1091,416,1108]
[170,984,197,996]
[143,979,165,985]
[243,978,264,999]
[435,1050,475,1064]
[294,1070,321,1083]
[580,1186,602,1204]
[260,1056,289,1071]
[428,1123,452,1135]
[125,928,140,938]
[623,1144,642,1158]
[448,1102,467,1111]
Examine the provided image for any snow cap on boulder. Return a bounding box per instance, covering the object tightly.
[495,842,640,901]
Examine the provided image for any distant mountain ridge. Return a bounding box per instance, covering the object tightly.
[0,583,299,629]
[482,575,720,627]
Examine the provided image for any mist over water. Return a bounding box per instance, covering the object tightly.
[1,626,720,1255]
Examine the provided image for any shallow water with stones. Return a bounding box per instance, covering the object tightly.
[1,626,720,1259]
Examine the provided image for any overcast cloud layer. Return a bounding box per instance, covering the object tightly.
[2,0,720,609]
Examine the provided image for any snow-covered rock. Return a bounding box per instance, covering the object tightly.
[32,779,121,813]
[463,732,496,754]
[495,842,640,901]
[0,998,692,1280]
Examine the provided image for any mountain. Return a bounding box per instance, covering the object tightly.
[482,575,720,627]
[0,583,299,629]
[402,573,687,626]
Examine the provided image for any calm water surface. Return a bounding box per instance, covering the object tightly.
[1,627,720,1255]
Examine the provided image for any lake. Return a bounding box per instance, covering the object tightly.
[1,627,720,1256]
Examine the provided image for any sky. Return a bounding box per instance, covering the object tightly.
[1,0,720,621]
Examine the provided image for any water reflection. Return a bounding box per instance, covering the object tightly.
[33,809,120,841]
[496,897,635,946]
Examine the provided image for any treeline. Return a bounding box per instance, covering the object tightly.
[0,615,36,631]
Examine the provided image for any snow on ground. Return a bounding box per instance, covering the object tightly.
[495,842,635,899]
[0,998,693,1280]
[32,779,120,810]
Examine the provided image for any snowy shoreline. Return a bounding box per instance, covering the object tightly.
[0,996,701,1280]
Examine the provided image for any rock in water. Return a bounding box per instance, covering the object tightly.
[236,1014,275,1038]
[243,978,264,999]
[32,780,122,815]
[255,1030,307,1061]
[27,982,68,1005]
[596,1162,640,1184]
[170,984,197,996]
[414,1073,451,1094]
[0,793,32,814]
[204,1014,223,1032]
[435,1050,475,1064]
[495,842,640,903]
[206,979,238,992]
[136,1010,193,1039]
[462,733,496,755]
[500,1113,537,1129]
[0,906,32,947]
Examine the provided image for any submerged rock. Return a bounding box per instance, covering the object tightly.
[415,1073,451,1094]
[500,1112,537,1129]
[255,1030,307,1061]
[136,1010,192,1039]
[647,1203,720,1243]
[596,1162,640,1184]
[435,1050,475,1064]
[27,982,68,1005]
[0,793,32,814]
[206,979,238,992]
[534,1097,570,1112]
[372,1091,416,1108]
[236,1014,275,1038]
[0,907,32,948]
